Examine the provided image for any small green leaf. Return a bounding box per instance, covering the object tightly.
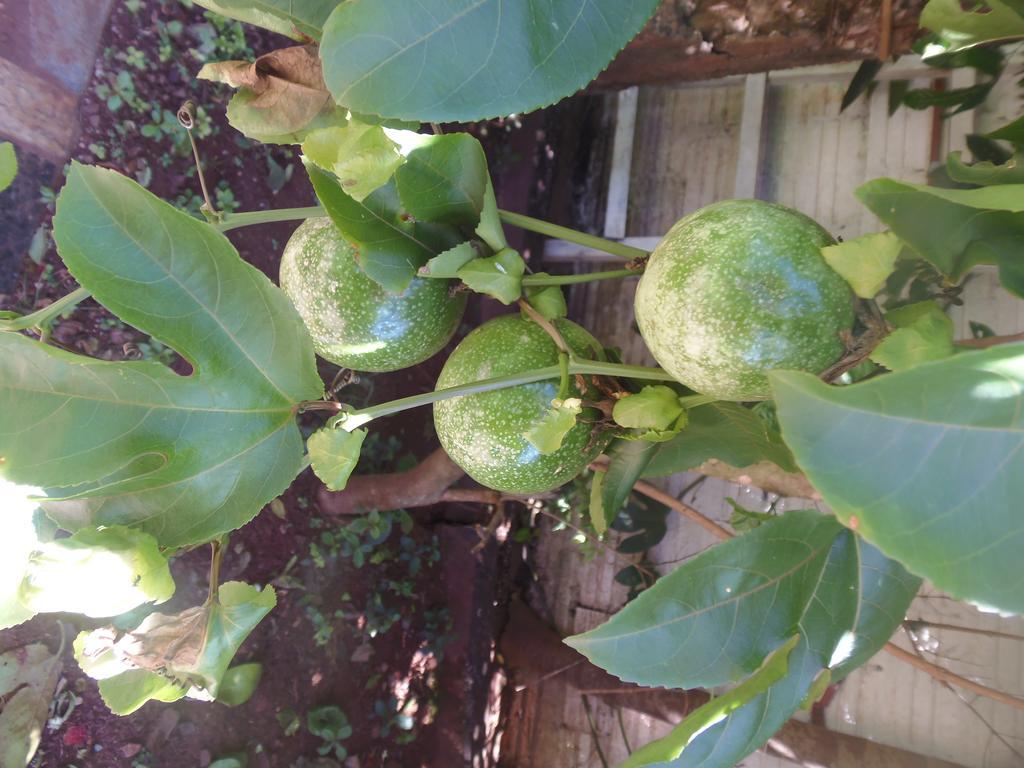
[644,403,796,478]
[394,133,489,228]
[820,232,902,299]
[19,526,174,618]
[523,398,582,455]
[613,386,684,431]
[589,470,608,536]
[97,670,186,715]
[619,636,800,767]
[421,241,477,278]
[0,142,16,192]
[456,249,526,304]
[308,423,367,491]
[599,440,659,525]
[217,662,263,707]
[947,150,1024,186]
[771,345,1024,614]
[566,510,845,689]
[320,0,662,122]
[870,300,954,371]
[524,279,568,320]
[302,121,402,201]
[476,178,507,252]
[306,161,458,293]
[308,704,351,740]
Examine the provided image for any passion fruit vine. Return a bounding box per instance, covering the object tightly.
[279,217,467,372]
[433,314,611,494]
[634,199,855,401]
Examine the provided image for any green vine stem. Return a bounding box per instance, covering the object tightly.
[497,210,650,261]
[0,287,91,332]
[521,268,640,286]
[216,206,326,233]
[214,204,651,263]
[341,359,676,430]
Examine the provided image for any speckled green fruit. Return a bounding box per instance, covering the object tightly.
[434,315,610,494]
[280,217,467,372]
[635,200,855,401]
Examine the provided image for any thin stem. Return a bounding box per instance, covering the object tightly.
[678,394,718,410]
[0,287,91,332]
[207,539,224,605]
[217,205,326,233]
[557,353,570,400]
[905,619,1024,643]
[340,360,675,429]
[498,210,650,261]
[521,268,640,287]
[884,641,1024,712]
[519,298,569,353]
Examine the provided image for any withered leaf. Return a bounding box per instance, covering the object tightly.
[199,45,345,144]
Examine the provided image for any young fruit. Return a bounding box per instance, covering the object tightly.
[433,314,609,494]
[634,199,854,401]
[279,217,467,372]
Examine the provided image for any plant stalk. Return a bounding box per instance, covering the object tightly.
[521,268,640,286]
[341,360,675,429]
[497,210,650,261]
[216,206,326,233]
[0,287,92,332]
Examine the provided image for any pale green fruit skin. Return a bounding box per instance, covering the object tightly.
[280,217,467,372]
[635,200,855,401]
[434,315,610,494]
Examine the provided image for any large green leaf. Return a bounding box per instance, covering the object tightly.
[771,345,1024,614]
[920,0,1024,54]
[192,0,339,40]
[661,531,859,768]
[319,0,662,122]
[75,581,276,714]
[643,402,796,477]
[831,538,920,681]
[19,526,173,618]
[0,163,322,547]
[306,161,458,292]
[0,479,43,629]
[620,636,800,768]
[856,178,1024,297]
[565,510,845,689]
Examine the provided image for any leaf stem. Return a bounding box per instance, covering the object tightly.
[497,210,650,261]
[340,360,675,429]
[0,287,91,333]
[678,394,718,410]
[216,206,326,233]
[521,268,641,286]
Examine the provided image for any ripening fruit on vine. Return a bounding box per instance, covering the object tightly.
[279,217,467,372]
[433,314,610,494]
[634,199,855,401]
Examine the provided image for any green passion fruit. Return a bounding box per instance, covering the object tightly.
[433,314,610,494]
[634,199,855,401]
[279,217,467,372]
